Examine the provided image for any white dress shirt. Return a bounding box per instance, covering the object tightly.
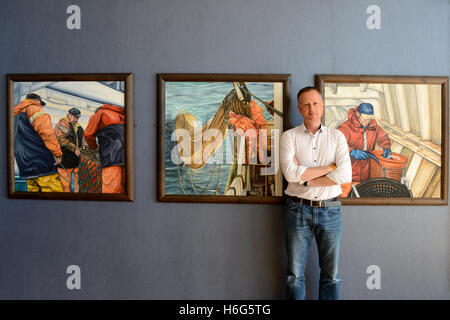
[280,123,352,200]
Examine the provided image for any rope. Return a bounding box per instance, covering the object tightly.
[215,164,222,195]
[177,162,221,195]
[57,163,72,183]
[187,168,198,194]
[200,162,217,195]
[239,86,284,117]
[177,163,187,195]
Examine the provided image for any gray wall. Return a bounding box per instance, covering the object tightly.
[0,0,448,299]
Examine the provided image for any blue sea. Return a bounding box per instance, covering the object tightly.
[165,82,274,195]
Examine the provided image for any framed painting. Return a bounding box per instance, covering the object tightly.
[157,73,291,203]
[7,73,134,201]
[315,74,448,205]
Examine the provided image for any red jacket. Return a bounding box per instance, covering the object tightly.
[337,108,390,181]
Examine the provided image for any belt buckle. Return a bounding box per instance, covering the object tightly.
[312,200,322,207]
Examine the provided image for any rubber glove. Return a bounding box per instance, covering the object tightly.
[350,149,369,160]
[383,148,392,159]
[350,149,380,164]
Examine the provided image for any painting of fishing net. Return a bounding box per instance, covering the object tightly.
[78,149,102,193]
[316,74,448,205]
[158,74,291,203]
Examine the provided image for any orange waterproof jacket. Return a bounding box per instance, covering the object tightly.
[14,100,62,157]
[338,108,390,181]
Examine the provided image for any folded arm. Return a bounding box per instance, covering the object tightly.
[300,164,334,182]
[309,131,352,186]
[326,131,352,184]
[280,132,308,183]
[280,131,335,184]
[307,175,337,186]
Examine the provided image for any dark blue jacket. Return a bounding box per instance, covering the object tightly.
[14,113,58,178]
[96,123,125,168]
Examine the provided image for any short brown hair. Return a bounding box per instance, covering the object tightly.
[297,86,322,101]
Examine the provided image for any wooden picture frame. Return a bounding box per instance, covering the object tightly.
[7,73,134,201]
[315,74,448,205]
[157,73,291,203]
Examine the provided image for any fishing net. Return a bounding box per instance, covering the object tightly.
[78,148,102,193]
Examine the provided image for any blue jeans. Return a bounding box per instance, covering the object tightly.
[285,196,343,300]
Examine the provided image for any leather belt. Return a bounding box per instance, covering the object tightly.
[288,195,341,208]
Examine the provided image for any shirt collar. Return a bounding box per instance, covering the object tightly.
[301,122,323,135]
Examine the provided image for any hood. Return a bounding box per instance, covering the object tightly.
[13,99,40,116]
[98,104,125,115]
[346,108,377,132]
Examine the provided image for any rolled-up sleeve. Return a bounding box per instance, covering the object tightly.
[326,130,352,184]
[280,131,307,183]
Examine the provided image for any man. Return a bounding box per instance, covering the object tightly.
[280,86,352,300]
[54,107,88,192]
[84,104,125,193]
[337,102,391,197]
[14,93,64,192]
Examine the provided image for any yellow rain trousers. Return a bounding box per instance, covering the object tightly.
[26,173,64,192]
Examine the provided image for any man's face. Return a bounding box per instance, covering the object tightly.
[68,113,79,124]
[297,90,324,122]
[32,99,43,106]
[356,111,371,126]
